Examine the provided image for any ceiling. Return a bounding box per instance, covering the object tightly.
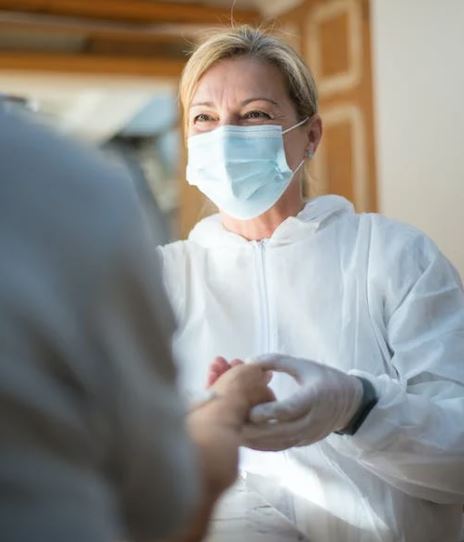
[158,0,302,16]
[0,0,303,141]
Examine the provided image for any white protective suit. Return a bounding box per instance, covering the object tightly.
[159,195,464,542]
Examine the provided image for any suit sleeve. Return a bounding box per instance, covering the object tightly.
[332,226,464,504]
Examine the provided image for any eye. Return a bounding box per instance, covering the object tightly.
[193,113,213,123]
[243,110,272,120]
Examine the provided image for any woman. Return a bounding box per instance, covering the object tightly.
[159,26,464,541]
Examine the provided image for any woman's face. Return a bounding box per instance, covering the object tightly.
[188,56,321,173]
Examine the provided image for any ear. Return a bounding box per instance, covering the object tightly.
[304,114,323,158]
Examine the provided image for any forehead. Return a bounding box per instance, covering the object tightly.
[191,56,290,105]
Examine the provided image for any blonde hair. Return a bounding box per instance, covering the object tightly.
[179,25,318,132]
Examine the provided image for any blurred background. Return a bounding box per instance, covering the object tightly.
[1,0,463,274]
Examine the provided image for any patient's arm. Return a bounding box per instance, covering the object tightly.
[161,363,274,542]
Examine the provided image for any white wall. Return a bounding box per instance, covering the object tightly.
[371,0,464,277]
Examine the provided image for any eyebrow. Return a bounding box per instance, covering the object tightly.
[190,97,279,108]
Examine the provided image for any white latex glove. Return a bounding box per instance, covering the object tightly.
[242,354,364,451]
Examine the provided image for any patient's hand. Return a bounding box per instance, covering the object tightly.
[207,359,275,425]
[207,356,243,387]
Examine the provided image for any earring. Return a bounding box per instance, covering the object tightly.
[306,149,314,159]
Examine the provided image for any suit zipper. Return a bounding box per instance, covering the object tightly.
[254,240,271,353]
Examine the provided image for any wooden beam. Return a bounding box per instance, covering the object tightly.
[0,14,194,44]
[85,38,185,58]
[0,52,185,77]
[0,0,260,25]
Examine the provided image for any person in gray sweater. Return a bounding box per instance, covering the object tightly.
[0,104,272,542]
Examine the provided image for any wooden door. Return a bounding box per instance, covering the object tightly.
[279,0,377,211]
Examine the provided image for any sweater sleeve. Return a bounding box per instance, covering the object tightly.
[89,206,200,542]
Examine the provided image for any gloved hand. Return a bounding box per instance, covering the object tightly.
[242,354,364,451]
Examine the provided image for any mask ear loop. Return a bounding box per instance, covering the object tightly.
[283,116,314,173]
[282,116,309,135]
[292,157,306,176]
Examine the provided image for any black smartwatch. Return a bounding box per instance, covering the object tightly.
[335,376,378,436]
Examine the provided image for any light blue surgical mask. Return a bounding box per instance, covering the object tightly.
[186,117,309,220]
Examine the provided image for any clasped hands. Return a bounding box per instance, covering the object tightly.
[207,354,364,452]
[180,354,363,542]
